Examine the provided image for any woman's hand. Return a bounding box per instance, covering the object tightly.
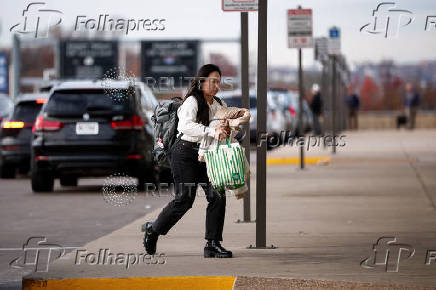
[214,124,229,141]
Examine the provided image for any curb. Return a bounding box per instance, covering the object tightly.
[23,276,236,290]
[266,156,331,165]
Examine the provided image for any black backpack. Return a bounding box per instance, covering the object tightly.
[151,96,222,168]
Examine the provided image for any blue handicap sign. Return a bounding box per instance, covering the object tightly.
[329,28,340,38]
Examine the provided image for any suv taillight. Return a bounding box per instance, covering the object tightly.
[111,115,145,130]
[33,116,64,132]
[2,121,25,129]
[2,121,33,129]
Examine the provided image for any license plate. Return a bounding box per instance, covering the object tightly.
[76,122,99,135]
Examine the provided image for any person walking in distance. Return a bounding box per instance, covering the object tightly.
[404,82,420,130]
[346,90,360,130]
[310,83,323,135]
[143,64,233,258]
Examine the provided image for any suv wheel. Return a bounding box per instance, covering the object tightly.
[0,163,16,179]
[31,168,54,192]
[60,176,78,187]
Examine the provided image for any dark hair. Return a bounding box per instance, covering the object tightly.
[183,64,222,126]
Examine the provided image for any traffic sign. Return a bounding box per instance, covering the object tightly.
[59,40,118,79]
[0,53,8,93]
[141,40,200,84]
[287,8,313,49]
[314,37,328,62]
[328,26,341,55]
[222,0,258,11]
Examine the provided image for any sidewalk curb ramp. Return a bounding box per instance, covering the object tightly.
[266,156,331,165]
[22,276,236,290]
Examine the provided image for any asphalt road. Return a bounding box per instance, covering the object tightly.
[0,174,171,290]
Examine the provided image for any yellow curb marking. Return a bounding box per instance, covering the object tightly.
[267,156,331,165]
[23,276,236,290]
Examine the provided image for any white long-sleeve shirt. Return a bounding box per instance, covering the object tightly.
[176,95,228,143]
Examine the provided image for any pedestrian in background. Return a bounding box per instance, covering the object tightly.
[310,83,323,135]
[404,82,420,130]
[346,91,360,130]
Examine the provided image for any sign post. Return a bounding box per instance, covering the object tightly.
[288,7,313,169]
[255,0,267,248]
[222,0,258,11]
[315,37,330,138]
[12,34,20,100]
[222,0,257,223]
[240,12,252,222]
[328,26,341,154]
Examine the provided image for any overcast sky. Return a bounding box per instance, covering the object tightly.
[2,0,436,68]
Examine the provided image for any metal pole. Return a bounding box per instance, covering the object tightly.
[298,48,304,169]
[321,59,328,137]
[240,12,251,222]
[256,0,267,248]
[54,39,60,79]
[12,34,20,100]
[331,55,337,154]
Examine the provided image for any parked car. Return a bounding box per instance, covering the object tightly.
[0,93,13,122]
[269,89,313,137]
[0,93,48,178]
[31,80,156,192]
[218,89,287,149]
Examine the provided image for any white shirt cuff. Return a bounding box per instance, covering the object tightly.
[207,126,215,138]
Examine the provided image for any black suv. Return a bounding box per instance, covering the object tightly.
[31,80,155,192]
[0,93,48,178]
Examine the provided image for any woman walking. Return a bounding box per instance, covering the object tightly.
[143,64,233,258]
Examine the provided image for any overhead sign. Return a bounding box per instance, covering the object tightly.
[287,8,313,49]
[0,53,8,93]
[328,26,341,55]
[222,0,258,11]
[314,37,329,62]
[141,40,199,84]
[59,40,118,79]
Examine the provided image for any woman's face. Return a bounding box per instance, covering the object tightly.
[201,71,221,97]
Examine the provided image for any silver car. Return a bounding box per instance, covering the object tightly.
[217,89,287,147]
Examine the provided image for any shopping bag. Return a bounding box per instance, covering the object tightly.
[204,138,247,191]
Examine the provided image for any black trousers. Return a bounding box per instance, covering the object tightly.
[152,140,226,241]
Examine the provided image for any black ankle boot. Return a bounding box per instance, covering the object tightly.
[142,222,159,255]
[204,240,232,258]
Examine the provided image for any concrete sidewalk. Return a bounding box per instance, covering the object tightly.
[24,130,436,289]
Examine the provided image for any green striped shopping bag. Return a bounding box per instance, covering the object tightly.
[204,138,247,191]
